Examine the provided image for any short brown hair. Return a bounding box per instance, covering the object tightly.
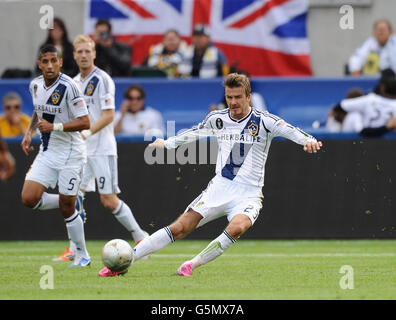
[124,84,146,99]
[223,73,251,97]
[345,88,364,99]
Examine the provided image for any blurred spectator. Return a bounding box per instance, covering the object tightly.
[114,85,165,136]
[348,20,396,76]
[142,29,188,78]
[326,88,364,133]
[35,17,78,77]
[373,68,396,95]
[179,24,229,78]
[0,92,32,137]
[93,19,132,77]
[328,79,396,137]
[360,78,396,137]
[0,134,15,181]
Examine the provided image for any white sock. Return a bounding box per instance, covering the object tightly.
[112,200,145,242]
[67,229,76,253]
[65,211,89,259]
[33,192,59,211]
[132,227,174,261]
[190,230,236,270]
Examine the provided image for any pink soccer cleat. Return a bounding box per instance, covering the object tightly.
[98,267,128,277]
[177,262,193,276]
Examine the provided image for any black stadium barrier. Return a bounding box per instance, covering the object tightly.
[1,138,396,240]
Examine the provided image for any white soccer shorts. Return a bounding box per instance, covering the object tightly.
[186,175,263,228]
[25,153,84,196]
[80,155,121,195]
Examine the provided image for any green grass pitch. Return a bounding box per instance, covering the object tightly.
[1,239,396,300]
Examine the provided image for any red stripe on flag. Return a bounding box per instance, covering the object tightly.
[119,0,156,18]
[192,0,212,29]
[215,42,312,76]
[229,0,291,29]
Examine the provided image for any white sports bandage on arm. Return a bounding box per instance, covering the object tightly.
[81,129,92,138]
[53,123,64,132]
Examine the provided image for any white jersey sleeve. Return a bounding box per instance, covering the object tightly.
[66,81,88,119]
[164,111,217,149]
[98,72,115,110]
[263,113,316,146]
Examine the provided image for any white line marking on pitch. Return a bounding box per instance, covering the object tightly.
[151,253,396,258]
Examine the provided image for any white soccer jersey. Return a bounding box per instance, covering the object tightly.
[74,67,117,156]
[29,73,88,165]
[164,107,316,188]
[340,93,396,128]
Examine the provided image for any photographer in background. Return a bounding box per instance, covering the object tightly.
[93,19,132,77]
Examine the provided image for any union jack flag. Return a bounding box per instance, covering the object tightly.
[84,0,312,76]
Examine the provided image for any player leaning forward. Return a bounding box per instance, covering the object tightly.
[21,44,91,267]
[100,73,323,277]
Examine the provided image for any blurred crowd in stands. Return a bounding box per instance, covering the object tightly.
[326,18,396,136]
[1,17,396,138]
[17,18,229,80]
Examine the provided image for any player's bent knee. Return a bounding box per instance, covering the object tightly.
[21,193,41,209]
[59,195,76,217]
[100,195,119,212]
[101,198,113,211]
[226,216,252,238]
[170,210,202,240]
[169,221,185,240]
[21,181,46,209]
[226,225,245,238]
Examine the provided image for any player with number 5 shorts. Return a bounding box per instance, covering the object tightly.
[21,44,91,267]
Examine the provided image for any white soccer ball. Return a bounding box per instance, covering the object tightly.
[101,239,133,272]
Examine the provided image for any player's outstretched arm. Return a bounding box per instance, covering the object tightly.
[268,117,323,153]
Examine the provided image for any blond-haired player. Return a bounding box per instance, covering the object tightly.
[52,35,148,266]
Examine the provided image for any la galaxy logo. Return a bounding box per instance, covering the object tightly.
[248,123,259,136]
[86,82,95,96]
[51,91,61,105]
[85,76,99,96]
[216,118,223,129]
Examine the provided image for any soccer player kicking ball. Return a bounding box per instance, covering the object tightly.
[98,73,323,277]
[21,44,91,267]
